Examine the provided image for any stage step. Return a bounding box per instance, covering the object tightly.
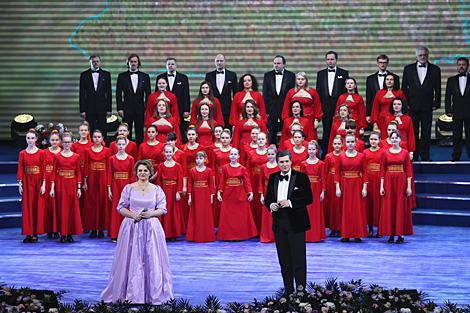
[412,209,470,227]
[0,161,19,174]
[0,212,22,229]
[416,193,470,211]
[414,174,470,195]
[0,196,22,213]
[413,161,470,175]
[0,183,20,198]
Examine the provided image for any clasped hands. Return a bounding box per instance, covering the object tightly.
[270,199,291,212]
[133,210,153,222]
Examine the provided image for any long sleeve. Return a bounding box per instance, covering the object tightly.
[281,89,294,121]
[187,169,194,194]
[262,73,271,114]
[361,154,369,184]
[405,117,416,152]
[75,154,82,184]
[116,73,124,111]
[404,152,413,178]
[311,88,323,121]
[380,152,388,179]
[258,165,265,194]
[401,67,410,101]
[183,75,191,112]
[208,168,215,195]
[356,95,367,130]
[190,98,199,125]
[334,155,342,183]
[241,166,253,194]
[79,73,86,113]
[51,154,58,183]
[130,157,136,182]
[156,164,162,186]
[17,151,24,182]
[254,91,267,124]
[117,184,131,213]
[370,91,382,125]
[176,164,183,193]
[107,157,113,186]
[433,67,442,109]
[84,149,90,178]
[365,76,374,116]
[137,145,144,161]
[445,78,453,115]
[320,162,326,191]
[168,92,180,125]
[214,98,225,125]
[229,92,242,126]
[217,166,226,193]
[155,185,167,213]
[143,73,151,105]
[105,72,112,112]
[232,120,242,148]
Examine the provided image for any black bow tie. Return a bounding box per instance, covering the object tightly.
[328,69,335,72]
[418,64,426,68]
[168,74,175,77]
[280,175,289,182]
[130,71,138,75]
[378,73,387,77]
[217,70,224,74]
[91,70,99,73]
[275,71,283,75]
[459,73,467,77]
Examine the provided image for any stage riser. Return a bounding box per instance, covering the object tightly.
[412,212,470,228]
[415,183,470,196]
[0,215,22,229]
[0,162,19,174]
[413,162,470,175]
[416,196,470,211]
[0,198,22,213]
[0,184,20,198]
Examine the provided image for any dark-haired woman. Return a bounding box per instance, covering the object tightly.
[280,100,314,144]
[195,103,218,155]
[146,99,182,145]
[230,74,267,126]
[232,100,268,148]
[335,78,367,131]
[190,81,224,126]
[145,78,179,128]
[384,97,415,157]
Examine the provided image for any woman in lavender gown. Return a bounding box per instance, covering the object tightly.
[99,160,174,305]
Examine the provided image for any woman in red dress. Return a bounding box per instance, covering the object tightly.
[281,71,322,134]
[232,100,268,148]
[341,121,365,153]
[246,132,269,233]
[371,74,406,135]
[279,122,308,151]
[280,100,314,143]
[384,97,415,159]
[186,151,216,242]
[258,145,278,243]
[50,132,83,243]
[328,104,351,153]
[109,123,138,159]
[18,129,46,243]
[209,125,224,155]
[145,77,179,128]
[44,130,61,239]
[82,129,112,238]
[334,133,368,242]
[230,74,267,126]
[157,144,185,241]
[335,78,367,132]
[147,99,182,145]
[107,135,136,242]
[217,148,258,241]
[240,126,260,166]
[190,81,224,126]
[379,121,407,150]
[363,130,384,238]
[166,131,188,193]
[300,140,326,242]
[288,130,308,171]
[137,125,165,183]
[324,136,343,237]
[379,130,414,244]
[195,103,218,153]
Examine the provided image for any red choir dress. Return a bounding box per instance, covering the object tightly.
[83,147,112,231]
[300,159,327,242]
[145,91,179,128]
[43,147,61,233]
[246,149,269,233]
[288,146,309,171]
[229,91,267,126]
[328,118,348,153]
[258,163,278,243]
[52,152,83,236]
[371,89,406,135]
[136,141,164,174]
[378,149,414,236]
[379,138,408,151]
[341,139,365,153]
[146,117,182,145]
[323,152,342,230]
[335,93,367,130]
[17,149,46,236]
[232,119,268,148]
[109,140,138,159]
[334,152,369,239]
[280,138,308,151]
[107,154,135,239]
[186,167,216,242]
[71,140,93,214]
[363,148,384,227]
[280,117,314,143]
[156,162,185,238]
[240,142,257,167]
[281,88,322,129]
[190,97,224,126]
[196,122,216,155]
[217,164,258,240]
[210,146,231,227]
[384,115,415,152]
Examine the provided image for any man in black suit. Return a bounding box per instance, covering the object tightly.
[205,54,238,128]
[402,46,441,161]
[263,55,296,145]
[316,51,349,159]
[155,58,190,141]
[79,55,112,144]
[365,54,400,124]
[116,54,151,146]
[264,150,313,297]
[445,57,470,161]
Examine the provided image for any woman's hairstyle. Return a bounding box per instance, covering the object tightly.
[147,124,158,132]
[389,97,408,114]
[153,99,172,118]
[196,103,215,132]
[62,132,73,141]
[336,104,351,119]
[382,73,399,91]
[164,144,175,152]
[119,122,129,131]
[293,129,305,139]
[294,72,309,91]
[289,100,304,117]
[26,128,37,137]
[196,151,207,159]
[166,131,177,142]
[289,122,303,131]
[344,77,359,94]
[157,77,168,91]
[369,130,381,140]
[238,74,259,91]
[257,131,267,140]
[251,126,261,133]
[134,160,154,176]
[79,121,90,132]
[196,81,217,115]
[333,134,344,144]
[267,144,278,154]
[93,129,103,136]
[230,147,239,155]
[345,120,357,130]
[50,129,61,139]
[242,99,261,120]
[214,124,224,132]
[116,135,127,143]
[388,120,399,129]
[389,129,402,139]
[221,128,232,138]
[307,140,319,149]
[187,124,198,135]
[345,131,357,141]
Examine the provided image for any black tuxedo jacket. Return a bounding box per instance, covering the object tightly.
[79,69,112,115]
[365,71,400,116]
[264,169,313,233]
[205,69,238,116]
[116,71,151,115]
[155,72,190,113]
[262,69,296,120]
[445,73,470,119]
[316,67,349,115]
[402,61,441,111]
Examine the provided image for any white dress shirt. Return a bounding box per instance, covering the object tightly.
[168,71,176,91]
[216,69,225,94]
[417,62,428,85]
[378,71,388,89]
[130,70,138,93]
[328,66,336,96]
[275,69,284,95]
[92,68,99,91]
[459,73,467,96]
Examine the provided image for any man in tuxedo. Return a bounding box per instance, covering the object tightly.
[79,55,112,144]
[365,54,400,124]
[445,57,470,161]
[316,51,349,159]
[402,46,441,161]
[155,58,190,141]
[262,55,296,145]
[264,150,313,297]
[205,54,238,128]
[116,54,151,146]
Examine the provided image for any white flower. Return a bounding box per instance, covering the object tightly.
[217,310,227,313]
[325,302,335,309]
[261,308,267,313]
[400,309,411,313]
[57,123,64,128]
[345,284,356,290]
[48,123,54,128]
[299,303,307,308]
[49,309,58,313]
[433,308,441,313]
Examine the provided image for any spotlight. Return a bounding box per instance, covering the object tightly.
[11,114,37,146]
[435,114,453,147]
[107,114,119,132]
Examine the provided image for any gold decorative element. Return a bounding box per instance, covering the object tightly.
[341,171,361,178]
[367,163,380,171]
[439,114,453,122]
[113,172,129,180]
[90,162,106,171]
[226,178,242,186]
[107,115,118,123]
[58,170,75,178]
[25,166,40,174]
[387,165,404,172]
[14,114,34,124]
[162,179,177,185]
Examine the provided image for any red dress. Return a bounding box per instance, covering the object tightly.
[145,91,179,127]
[157,162,185,238]
[196,122,216,151]
[379,149,414,236]
[109,140,138,159]
[379,138,408,151]
[334,152,369,238]
[363,148,384,227]
[288,146,309,171]
[232,119,268,148]
[281,88,322,128]
[146,117,182,145]
[240,142,257,167]
[190,97,224,126]
[210,146,231,227]
[18,149,46,236]
[280,138,308,151]
[328,118,361,153]
[335,93,367,130]
[300,159,327,242]
[136,141,164,174]
[280,117,314,143]
[246,149,269,233]
[323,152,342,230]
[83,147,111,231]
[107,155,135,239]
[186,167,216,242]
[52,152,83,236]
[71,140,93,214]
[258,163,278,243]
[341,139,365,153]
[384,115,416,152]
[371,89,406,135]
[217,164,258,240]
[229,91,267,126]
[43,147,61,233]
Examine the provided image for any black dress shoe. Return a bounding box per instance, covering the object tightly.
[52,232,60,238]
[421,158,433,162]
[60,236,67,243]
[328,230,336,237]
[89,230,97,238]
[111,238,117,243]
[354,238,362,243]
[23,235,32,243]
[98,230,104,238]
[66,235,74,243]
[31,236,38,243]
[376,234,383,238]
[367,231,373,238]
[388,236,394,243]
[340,238,350,242]
[396,236,404,244]
[46,233,53,239]
[336,231,341,238]
[83,229,91,234]
[451,159,459,162]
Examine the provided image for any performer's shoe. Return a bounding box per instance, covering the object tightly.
[375,234,383,238]
[336,231,341,238]
[354,238,362,243]
[31,236,38,243]
[396,236,404,244]
[46,233,53,239]
[328,231,336,237]
[340,238,350,242]
[451,158,459,162]
[83,229,91,234]
[89,230,97,238]
[66,235,74,243]
[388,236,395,243]
[60,236,67,243]
[111,238,117,243]
[52,232,60,238]
[367,231,373,238]
[98,230,105,238]
[23,235,32,243]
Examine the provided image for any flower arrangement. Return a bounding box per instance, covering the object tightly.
[34,123,71,149]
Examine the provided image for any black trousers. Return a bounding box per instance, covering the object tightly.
[273,212,307,295]
[410,110,433,160]
[123,112,144,147]
[87,114,108,145]
[320,109,334,160]
[452,118,470,160]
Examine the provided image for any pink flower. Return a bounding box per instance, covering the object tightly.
[326,290,332,295]
[373,304,378,308]
[19,304,25,309]
[280,298,287,304]
[4,292,11,296]
[321,307,328,313]
[268,302,274,306]
[306,307,312,313]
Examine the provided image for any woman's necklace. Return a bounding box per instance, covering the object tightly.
[138,181,149,191]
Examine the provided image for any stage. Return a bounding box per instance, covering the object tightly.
[0,225,469,306]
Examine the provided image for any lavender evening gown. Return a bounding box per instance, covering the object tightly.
[99,184,174,305]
